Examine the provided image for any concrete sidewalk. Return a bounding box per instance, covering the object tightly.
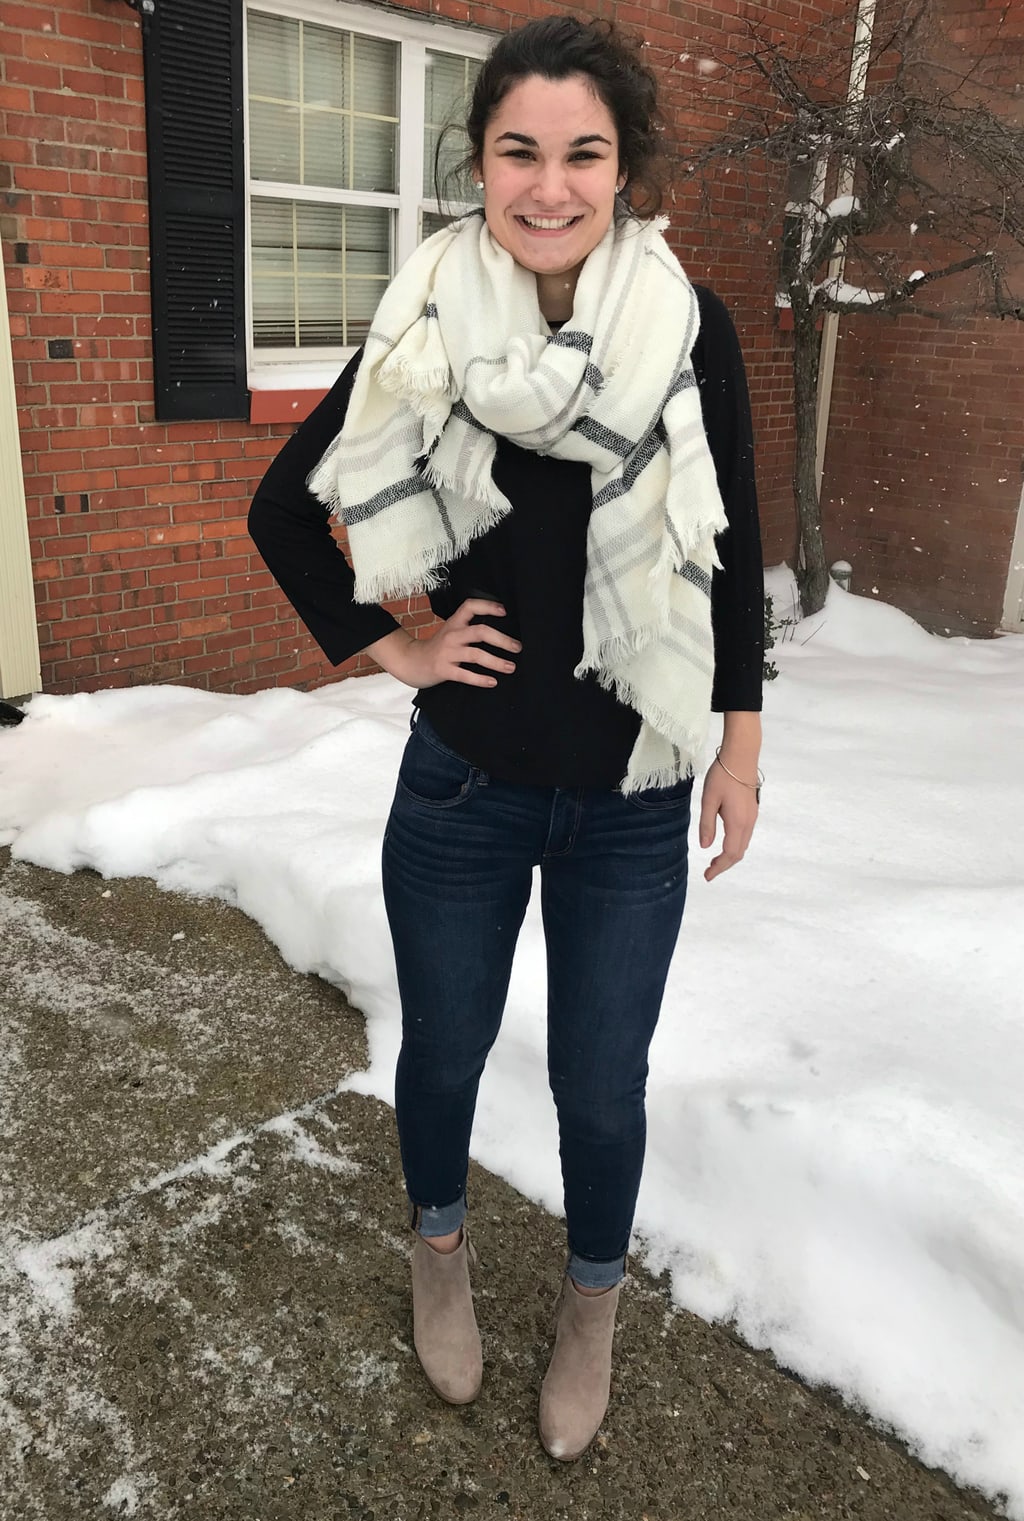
[0,847,1000,1521]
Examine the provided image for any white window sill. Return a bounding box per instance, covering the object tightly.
[248,357,355,392]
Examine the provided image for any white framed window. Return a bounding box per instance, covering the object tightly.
[244,0,490,386]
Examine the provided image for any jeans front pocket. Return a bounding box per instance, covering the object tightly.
[623,775,695,812]
[396,724,479,809]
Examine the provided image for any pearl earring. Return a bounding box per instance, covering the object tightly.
[474,180,484,189]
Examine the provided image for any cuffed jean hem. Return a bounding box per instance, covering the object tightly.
[567,1252,627,1291]
[409,1193,467,1239]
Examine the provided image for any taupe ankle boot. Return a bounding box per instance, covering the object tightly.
[539,1277,622,1461]
[411,1232,483,1405]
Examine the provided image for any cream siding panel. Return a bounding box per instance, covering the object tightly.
[0,237,41,699]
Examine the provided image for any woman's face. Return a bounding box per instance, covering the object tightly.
[477,73,624,286]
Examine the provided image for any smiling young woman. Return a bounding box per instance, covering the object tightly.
[249,14,764,1465]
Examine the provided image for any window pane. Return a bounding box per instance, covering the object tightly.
[304,110,348,191]
[337,204,390,268]
[354,34,397,116]
[251,197,391,349]
[252,271,296,346]
[344,273,383,337]
[424,50,482,202]
[250,99,300,184]
[247,13,398,193]
[303,21,348,112]
[299,277,343,347]
[353,118,397,193]
[248,12,299,104]
[251,197,293,269]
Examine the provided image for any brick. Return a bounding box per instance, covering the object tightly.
[4,58,62,90]
[204,628,254,655]
[35,143,100,174]
[56,11,131,47]
[19,265,69,291]
[201,519,250,541]
[65,119,130,152]
[0,83,33,111]
[42,241,104,268]
[179,616,229,639]
[170,462,220,483]
[33,90,99,122]
[50,656,100,684]
[146,525,199,547]
[113,465,170,487]
[89,529,147,553]
[39,291,106,316]
[19,32,91,68]
[69,631,127,656]
[61,69,126,100]
[170,501,229,524]
[90,45,142,77]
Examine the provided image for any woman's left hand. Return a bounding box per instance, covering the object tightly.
[700,711,762,882]
[699,752,760,883]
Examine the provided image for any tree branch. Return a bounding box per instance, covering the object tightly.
[811,252,996,314]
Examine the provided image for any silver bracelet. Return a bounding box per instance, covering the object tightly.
[714,748,764,804]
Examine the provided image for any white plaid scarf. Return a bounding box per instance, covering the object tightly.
[308,212,728,792]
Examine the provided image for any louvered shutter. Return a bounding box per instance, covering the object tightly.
[142,0,248,421]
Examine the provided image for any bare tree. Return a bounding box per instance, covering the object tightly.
[685,1,1024,615]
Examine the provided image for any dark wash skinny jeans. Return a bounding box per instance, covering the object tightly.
[382,714,692,1291]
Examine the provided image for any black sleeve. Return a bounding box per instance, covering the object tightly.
[247,349,401,666]
[693,285,765,712]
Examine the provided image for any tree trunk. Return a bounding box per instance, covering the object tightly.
[791,309,830,617]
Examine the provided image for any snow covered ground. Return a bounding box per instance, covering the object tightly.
[1,567,1022,1516]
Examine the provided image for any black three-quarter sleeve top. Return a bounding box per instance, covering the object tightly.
[249,283,764,790]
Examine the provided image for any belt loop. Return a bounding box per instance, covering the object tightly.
[408,1201,422,1232]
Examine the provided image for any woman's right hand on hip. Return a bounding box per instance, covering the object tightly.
[367,600,521,689]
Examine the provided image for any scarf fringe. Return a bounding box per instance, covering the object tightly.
[353,555,451,605]
[377,358,456,445]
[352,498,511,604]
[422,457,510,518]
[574,623,661,679]
[379,359,455,402]
[620,759,697,795]
[306,441,343,517]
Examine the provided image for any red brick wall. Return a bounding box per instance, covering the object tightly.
[822,309,1023,634]
[1,0,845,696]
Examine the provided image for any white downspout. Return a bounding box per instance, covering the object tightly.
[814,0,878,494]
[0,233,42,701]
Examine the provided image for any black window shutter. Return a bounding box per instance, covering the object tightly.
[142,0,248,421]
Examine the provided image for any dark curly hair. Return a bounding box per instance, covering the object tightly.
[439,16,665,219]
